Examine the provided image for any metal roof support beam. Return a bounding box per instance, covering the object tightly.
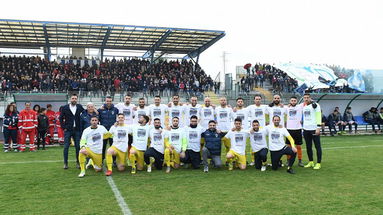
[101,27,111,49]
[43,24,51,60]
[142,30,172,61]
[183,33,225,59]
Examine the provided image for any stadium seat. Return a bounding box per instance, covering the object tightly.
[354,116,369,131]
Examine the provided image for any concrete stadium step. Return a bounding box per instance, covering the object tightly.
[204,91,221,104]
[253,87,273,102]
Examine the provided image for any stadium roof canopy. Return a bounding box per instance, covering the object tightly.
[0,19,225,60]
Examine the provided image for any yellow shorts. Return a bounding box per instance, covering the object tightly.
[131,146,145,167]
[85,147,103,170]
[227,149,246,166]
[164,148,180,166]
[110,146,127,166]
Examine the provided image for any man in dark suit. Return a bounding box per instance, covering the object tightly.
[60,94,85,169]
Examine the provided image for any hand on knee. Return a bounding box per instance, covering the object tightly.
[107,148,115,155]
[80,149,88,155]
[130,149,137,155]
[226,153,233,159]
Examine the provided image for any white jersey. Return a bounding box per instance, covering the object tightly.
[216,106,233,132]
[115,103,136,125]
[131,124,151,151]
[265,125,290,151]
[233,107,250,129]
[165,128,185,153]
[183,104,201,126]
[81,125,108,154]
[184,126,204,152]
[149,104,168,127]
[109,124,130,152]
[199,105,215,129]
[133,107,150,124]
[248,104,268,127]
[286,105,303,130]
[249,128,268,152]
[302,103,322,131]
[168,104,184,127]
[224,130,249,155]
[149,128,166,154]
[267,105,286,127]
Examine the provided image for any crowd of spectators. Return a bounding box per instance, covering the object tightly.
[0,55,215,97]
[239,63,298,94]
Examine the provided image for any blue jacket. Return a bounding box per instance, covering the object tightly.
[98,104,119,130]
[3,112,18,130]
[80,110,98,131]
[201,129,225,156]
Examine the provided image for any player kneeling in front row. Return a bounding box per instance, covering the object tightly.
[105,114,130,176]
[78,116,109,178]
[164,117,184,173]
[129,115,151,174]
[266,116,297,174]
[223,118,249,171]
[144,118,166,173]
[249,120,268,171]
[201,120,225,173]
[180,116,205,169]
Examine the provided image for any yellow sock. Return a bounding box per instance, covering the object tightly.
[129,153,136,168]
[106,153,113,171]
[79,153,86,172]
[164,149,171,167]
[251,151,255,163]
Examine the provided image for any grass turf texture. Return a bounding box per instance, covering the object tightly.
[0,135,382,215]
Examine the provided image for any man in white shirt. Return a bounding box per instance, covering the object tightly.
[249,120,268,171]
[145,118,166,172]
[216,97,233,133]
[180,115,204,169]
[133,98,150,124]
[222,118,249,170]
[129,115,151,174]
[199,97,215,130]
[233,97,250,130]
[115,94,136,125]
[265,115,297,174]
[105,114,131,176]
[164,116,185,173]
[149,95,168,128]
[183,96,201,126]
[267,94,286,126]
[78,116,109,178]
[285,96,304,167]
[168,95,184,128]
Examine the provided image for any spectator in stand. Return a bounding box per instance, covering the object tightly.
[37,108,49,150]
[3,104,19,152]
[363,107,381,133]
[343,107,358,134]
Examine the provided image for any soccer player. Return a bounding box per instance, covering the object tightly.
[145,118,166,172]
[105,114,131,176]
[285,96,304,167]
[164,117,185,173]
[233,97,250,130]
[78,116,109,178]
[302,93,322,170]
[266,115,297,174]
[201,120,225,172]
[215,97,233,153]
[267,94,286,126]
[249,120,268,171]
[129,115,151,174]
[133,98,150,124]
[199,97,215,130]
[115,94,136,125]
[180,115,205,169]
[168,95,184,128]
[223,118,249,170]
[148,95,168,128]
[183,96,201,126]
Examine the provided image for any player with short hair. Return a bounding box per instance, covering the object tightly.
[180,115,205,169]
[145,118,166,172]
[164,117,185,173]
[78,116,109,178]
[149,95,168,128]
[199,97,215,130]
[249,120,268,171]
[285,96,304,167]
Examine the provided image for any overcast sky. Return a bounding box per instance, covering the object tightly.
[2,0,382,80]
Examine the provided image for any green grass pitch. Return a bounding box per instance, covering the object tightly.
[1,135,383,215]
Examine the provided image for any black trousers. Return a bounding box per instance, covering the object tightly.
[254,148,268,169]
[180,149,201,169]
[303,130,322,163]
[144,147,164,170]
[37,130,47,149]
[270,146,296,170]
[286,129,303,145]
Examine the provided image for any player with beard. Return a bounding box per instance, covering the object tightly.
[285,96,304,167]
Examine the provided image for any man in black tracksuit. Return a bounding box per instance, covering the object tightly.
[37,108,49,150]
[201,120,225,173]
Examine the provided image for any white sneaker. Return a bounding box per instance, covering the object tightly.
[147,165,152,173]
[261,165,266,172]
[249,162,255,166]
[204,166,209,173]
[166,166,171,173]
[78,171,85,178]
[4,149,9,153]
